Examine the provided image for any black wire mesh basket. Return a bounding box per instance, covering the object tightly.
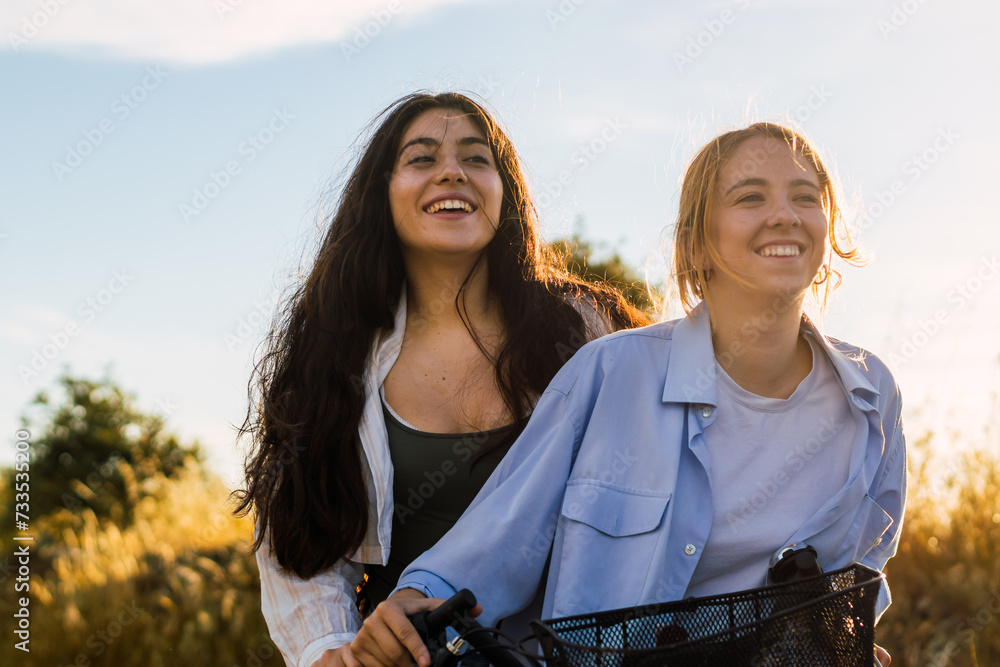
[531,563,883,667]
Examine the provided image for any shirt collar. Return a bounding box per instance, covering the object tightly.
[660,303,880,408]
[662,303,717,406]
[801,314,881,409]
[374,287,408,386]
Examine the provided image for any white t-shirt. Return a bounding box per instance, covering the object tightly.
[685,333,856,597]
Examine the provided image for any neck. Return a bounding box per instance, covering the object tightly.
[707,286,811,399]
[403,252,494,331]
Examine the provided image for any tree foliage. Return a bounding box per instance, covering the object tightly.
[552,234,656,315]
[10,371,202,526]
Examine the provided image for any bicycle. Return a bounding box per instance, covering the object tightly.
[411,562,885,667]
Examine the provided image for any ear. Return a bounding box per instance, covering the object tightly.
[690,245,712,273]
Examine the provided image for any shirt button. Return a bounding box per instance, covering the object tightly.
[873,537,882,547]
[684,544,697,556]
[701,407,713,418]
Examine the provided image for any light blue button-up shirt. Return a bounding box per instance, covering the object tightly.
[397,306,906,627]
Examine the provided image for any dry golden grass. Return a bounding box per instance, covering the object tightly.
[877,433,1000,667]
[0,460,282,667]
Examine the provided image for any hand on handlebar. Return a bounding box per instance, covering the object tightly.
[350,588,482,667]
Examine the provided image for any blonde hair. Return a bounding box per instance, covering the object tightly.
[673,122,863,313]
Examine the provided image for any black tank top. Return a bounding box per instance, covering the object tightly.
[364,402,526,605]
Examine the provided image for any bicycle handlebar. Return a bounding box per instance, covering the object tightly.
[421,589,478,639]
[411,589,539,667]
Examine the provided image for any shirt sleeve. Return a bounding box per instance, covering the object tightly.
[256,533,365,667]
[395,385,582,626]
[861,381,907,622]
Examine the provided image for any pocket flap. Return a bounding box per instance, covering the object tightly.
[561,482,670,537]
[860,495,893,549]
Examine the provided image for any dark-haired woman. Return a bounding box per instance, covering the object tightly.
[235,93,649,667]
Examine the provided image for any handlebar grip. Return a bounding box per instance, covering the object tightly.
[412,589,540,667]
[423,589,478,638]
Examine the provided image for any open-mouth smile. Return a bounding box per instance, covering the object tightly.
[756,244,802,257]
[424,198,477,214]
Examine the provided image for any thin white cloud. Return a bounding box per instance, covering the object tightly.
[0,304,72,345]
[2,0,484,64]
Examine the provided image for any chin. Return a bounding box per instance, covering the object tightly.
[426,240,494,258]
[752,280,811,303]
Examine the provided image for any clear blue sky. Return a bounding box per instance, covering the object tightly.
[2,0,998,484]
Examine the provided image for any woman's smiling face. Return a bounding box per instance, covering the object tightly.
[388,108,504,262]
[705,136,829,304]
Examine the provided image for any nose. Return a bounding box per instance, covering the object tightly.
[767,196,801,228]
[434,152,466,184]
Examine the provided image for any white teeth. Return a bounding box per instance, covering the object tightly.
[758,245,801,257]
[425,199,473,213]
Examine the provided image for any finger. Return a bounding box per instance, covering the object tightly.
[322,645,362,667]
[351,625,401,667]
[339,646,363,667]
[367,617,417,667]
[382,603,435,667]
[353,595,445,667]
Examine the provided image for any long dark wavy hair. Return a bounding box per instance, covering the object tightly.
[234,92,650,578]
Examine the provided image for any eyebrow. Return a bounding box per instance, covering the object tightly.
[399,136,490,153]
[725,177,820,196]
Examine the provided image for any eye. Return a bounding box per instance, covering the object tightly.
[795,193,820,204]
[465,154,491,165]
[735,193,763,203]
[405,154,434,165]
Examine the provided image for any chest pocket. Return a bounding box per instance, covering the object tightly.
[554,481,670,617]
[840,494,893,563]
